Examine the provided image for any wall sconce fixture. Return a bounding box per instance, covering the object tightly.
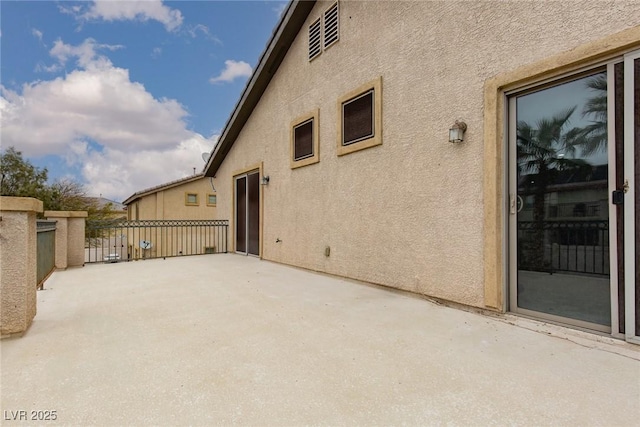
[261,176,270,185]
[449,120,467,143]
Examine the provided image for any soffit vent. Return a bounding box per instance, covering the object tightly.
[324,2,339,49]
[309,19,321,61]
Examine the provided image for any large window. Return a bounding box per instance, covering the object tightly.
[290,109,319,169]
[343,90,374,144]
[337,77,382,156]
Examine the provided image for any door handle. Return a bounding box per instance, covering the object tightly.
[510,194,523,214]
[612,190,624,205]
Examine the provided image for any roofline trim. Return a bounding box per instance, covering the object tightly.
[122,173,206,205]
[203,0,316,177]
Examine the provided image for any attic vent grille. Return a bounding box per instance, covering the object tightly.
[323,2,339,49]
[309,19,321,60]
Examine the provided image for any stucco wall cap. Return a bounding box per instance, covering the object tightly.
[0,197,43,213]
[44,211,89,218]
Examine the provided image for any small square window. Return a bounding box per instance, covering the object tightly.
[294,120,314,160]
[185,193,199,206]
[337,77,382,156]
[343,90,374,145]
[207,194,217,206]
[290,109,320,169]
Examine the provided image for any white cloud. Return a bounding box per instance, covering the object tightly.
[49,38,123,69]
[151,46,162,58]
[188,24,209,38]
[75,134,217,201]
[209,60,252,84]
[31,28,43,41]
[58,4,83,16]
[0,38,214,201]
[35,63,62,73]
[67,0,183,32]
[186,24,222,44]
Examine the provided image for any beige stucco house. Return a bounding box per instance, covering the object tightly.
[203,1,640,342]
[118,175,219,260]
[123,174,217,221]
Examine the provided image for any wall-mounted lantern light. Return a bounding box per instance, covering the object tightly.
[261,176,270,186]
[449,120,467,143]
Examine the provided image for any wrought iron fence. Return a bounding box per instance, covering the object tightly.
[518,220,609,275]
[36,220,57,289]
[85,219,228,264]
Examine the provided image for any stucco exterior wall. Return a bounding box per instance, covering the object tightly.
[45,211,88,269]
[1,197,42,336]
[129,178,217,220]
[138,194,157,220]
[213,1,640,309]
[52,216,68,269]
[67,215,86,267]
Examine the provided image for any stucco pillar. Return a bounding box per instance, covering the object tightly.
[1,197,43,337]
[44,211,88,269]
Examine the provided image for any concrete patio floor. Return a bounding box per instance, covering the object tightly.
[2,254,639,426]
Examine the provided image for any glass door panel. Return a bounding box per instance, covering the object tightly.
[235,176,247,254]
[247,172,260,256]
[512,71,611,328]
[614,62,625,334]
[633,57,639,337]
[623,53,639,340]
[234,171,261,257]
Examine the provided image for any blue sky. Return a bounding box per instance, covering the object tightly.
[1,0,286,201]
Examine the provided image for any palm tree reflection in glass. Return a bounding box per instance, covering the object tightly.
[516,73,607,272]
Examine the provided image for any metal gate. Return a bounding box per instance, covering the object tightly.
[36,220,57,289]
[85,219,228,264]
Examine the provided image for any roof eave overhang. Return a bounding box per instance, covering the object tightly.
[122,173,206,205]
[203,0,316,177]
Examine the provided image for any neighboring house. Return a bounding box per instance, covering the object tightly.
[117,174,219,260]
[517,165,610,275]
[86,197,127,219]
[202,1,640,341]
[122,174,217,221]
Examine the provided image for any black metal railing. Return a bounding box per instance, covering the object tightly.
[518,220,609,275]
[547,201,603,218]
[36,220,57,288]
[85,219,228,264]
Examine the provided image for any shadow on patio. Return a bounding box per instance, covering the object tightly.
[2,254,639,426]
